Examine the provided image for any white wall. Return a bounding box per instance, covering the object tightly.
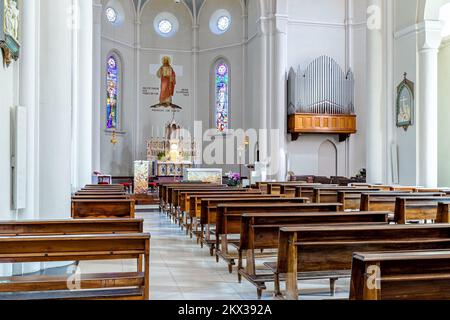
[101,0,136,175]
[438,38,450,187]
[392,0,420,185]
[138,0,193,161]
[100,0,247,174]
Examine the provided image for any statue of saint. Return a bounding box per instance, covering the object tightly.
[157,56,176,105]
[4,0,19,41]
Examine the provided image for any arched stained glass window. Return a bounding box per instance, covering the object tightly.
[215,61,230,132]
[106,55,119,129]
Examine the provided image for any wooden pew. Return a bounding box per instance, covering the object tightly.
[238,211,390,298]
[75,191,127,197]
[0,218,144,236]
[0,233,150,300]
[168,186,230,224]
[438,202,450,222]
[82,184,125,191]
[267,182,307,196]
[85,184,125,188]
[159,182,214,212]
[279,183,310,197]
[177,188,252,217]
[294,184,338,201]
[200,197,308,254]
[394,196,450,224]
[72,195,130,200]
[337,189,385,211]
[350,250,450,300]
[255,182,269,194]
[71,199,135,219]
[360,192,444,212]
[164,185,226,217]
[275,224,450,300]
[182,191,264,237]
[312,187,376,204]
[215,202,340,273]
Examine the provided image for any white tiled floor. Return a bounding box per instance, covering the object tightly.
[80,210,351,300]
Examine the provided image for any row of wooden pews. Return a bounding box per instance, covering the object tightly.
[0,218,150,299]
[0,184,152,300]
[72,184,135,219]
[160,180,450,300]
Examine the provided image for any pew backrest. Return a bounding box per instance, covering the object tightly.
[350,250,450,300]
[394,196,450,223]
[239,211,390,251]
[71,199,136,219]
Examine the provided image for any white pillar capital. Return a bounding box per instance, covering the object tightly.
[417,20,444,51]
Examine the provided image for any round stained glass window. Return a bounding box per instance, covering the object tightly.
[105,7,117,23]
[158,20,173,34]
[217,16,230,32]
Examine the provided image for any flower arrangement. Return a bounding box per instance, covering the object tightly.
[225,172,241,186]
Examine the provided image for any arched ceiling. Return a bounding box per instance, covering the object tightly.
[133,0,248,19]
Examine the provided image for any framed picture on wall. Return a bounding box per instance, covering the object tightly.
[396,73,415,131]
[0,0,20,67]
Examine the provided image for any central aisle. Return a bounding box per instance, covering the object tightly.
[139,211,351,300]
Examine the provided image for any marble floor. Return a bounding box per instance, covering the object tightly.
[79,209,351,300]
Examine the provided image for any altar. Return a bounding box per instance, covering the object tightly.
[146,124,197,177]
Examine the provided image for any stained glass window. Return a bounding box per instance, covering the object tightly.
[106,55,119,129]
[158,19,173,34]
[217,16,230,32]
[215,62,229,132]
[105,7,117,23]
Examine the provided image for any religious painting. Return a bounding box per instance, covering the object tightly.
[396,73,414,131]
[106,55,119,129]
[0,0,20,67]
[157,56,176,105]
[215,61,229,133]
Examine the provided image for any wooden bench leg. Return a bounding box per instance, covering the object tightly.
[237,250,243,283]
[144,240,150,300]
[274,273,282,297]
[257,288,263,300]
[138,255,143,273]
[330,278,338,296]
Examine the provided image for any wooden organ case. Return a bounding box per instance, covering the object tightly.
[287,56,357,142]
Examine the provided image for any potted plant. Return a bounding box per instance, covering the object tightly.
[225,172,241,187]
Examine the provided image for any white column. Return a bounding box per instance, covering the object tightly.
[365,0,384,184]
[258,4,270,173]
[19,0,38,219]
[344,0,353,177]
[258,0,288,180]
[241,12,248,129]
[272,14,288,180]
[417,21,443,187]
[192,24,199,123]
[92,0,102,172]
[135,18,141,160]
[74,0,94,190]
[38,0,75,219]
